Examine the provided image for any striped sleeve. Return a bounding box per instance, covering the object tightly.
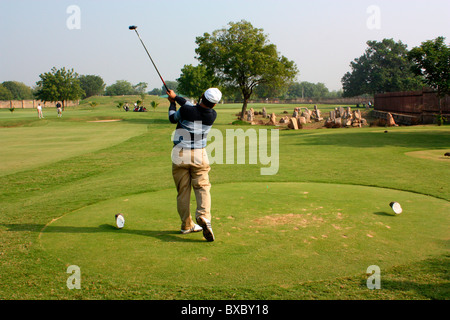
[168,101,179,123]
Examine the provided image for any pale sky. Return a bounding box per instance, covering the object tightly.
[1,0,449,92]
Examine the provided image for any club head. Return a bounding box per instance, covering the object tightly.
[129,25,137,30]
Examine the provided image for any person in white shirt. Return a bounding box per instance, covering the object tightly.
[37,104,44,119]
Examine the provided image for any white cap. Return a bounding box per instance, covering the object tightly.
[204,88,222,104]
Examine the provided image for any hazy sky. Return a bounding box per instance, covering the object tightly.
[1,0,449,92]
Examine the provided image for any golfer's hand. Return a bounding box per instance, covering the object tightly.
[167,90,177,100]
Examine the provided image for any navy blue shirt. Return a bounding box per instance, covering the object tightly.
[169,96,217,149]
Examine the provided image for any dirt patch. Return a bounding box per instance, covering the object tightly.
[251,213,326,228]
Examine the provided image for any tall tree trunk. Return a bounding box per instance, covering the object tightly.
[240,98,248,120]
[240,87,252,120]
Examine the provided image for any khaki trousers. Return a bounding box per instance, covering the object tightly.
[172,148,211,230]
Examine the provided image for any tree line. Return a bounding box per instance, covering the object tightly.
[0,72,142,101]
[342,37,449,98]
[147,80,343,100]
[1,20,447,115]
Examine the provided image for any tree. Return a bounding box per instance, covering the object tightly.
[35,67,85,109]
[148,87,163,96]
[286,82,304,99]
[0,84,14,100]
[78,75,105,98]
[177,64,217,99]
[163,81,179,92]
[408,36,450,114]
[195,20,298,119]
[285,82,330,99]
[1,81,34,100]
[105,80,135,96]
[254,82,288,99]
[133,82,148,94]
[342,38,424,97]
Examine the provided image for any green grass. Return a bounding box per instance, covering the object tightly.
[0,97,449,300]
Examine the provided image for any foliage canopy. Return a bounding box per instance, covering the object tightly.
[194,20,298,117]
[341,39,424,97]
[35,67,85,107]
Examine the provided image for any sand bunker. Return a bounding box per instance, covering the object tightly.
[88,119,123,123]
[405,149,450,162]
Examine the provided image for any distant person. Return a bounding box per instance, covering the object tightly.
[37,104,44,119]
[56,102,62,117]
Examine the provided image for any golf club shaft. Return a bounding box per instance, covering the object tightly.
[133,29,169,92]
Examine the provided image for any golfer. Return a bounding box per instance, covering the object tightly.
[37,103,44,119]
[167,88,222,242]
[56,102,62,117]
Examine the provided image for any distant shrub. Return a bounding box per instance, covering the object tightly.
[436,114,447,126]
[150,100,159,112]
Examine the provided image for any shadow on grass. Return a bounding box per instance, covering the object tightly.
[291,131,450,149]
[373,211,397,217]
[359,255,450,299]
[2,223,205,243]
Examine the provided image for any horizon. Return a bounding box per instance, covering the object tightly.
[1,0,449,92]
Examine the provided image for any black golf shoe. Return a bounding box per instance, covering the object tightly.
[196,216,215,242]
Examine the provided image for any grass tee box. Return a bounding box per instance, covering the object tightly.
[39,182,449,288]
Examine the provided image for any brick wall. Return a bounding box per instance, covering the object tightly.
[0,100,79,109]
[374,88,450,115]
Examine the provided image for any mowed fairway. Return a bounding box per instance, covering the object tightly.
[0,98,449,300]
[0,121,147,176]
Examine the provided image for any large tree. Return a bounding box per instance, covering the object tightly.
[195,20,298,119]
[341,38,424,97]
[78,75,106,98]
[408,36,450,114]
[35,67,84,109]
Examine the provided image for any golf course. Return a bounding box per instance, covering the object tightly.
[0,96,449,300]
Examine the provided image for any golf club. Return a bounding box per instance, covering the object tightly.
[129,25,169,92]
